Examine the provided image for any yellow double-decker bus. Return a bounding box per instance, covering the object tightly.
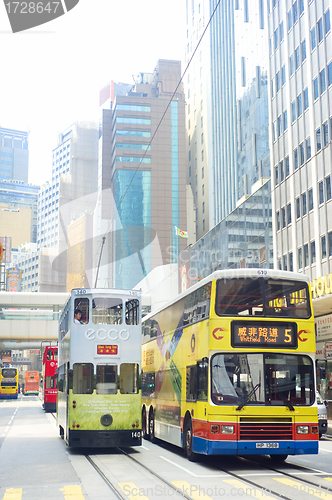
[141,269,319,462]
[0,367,19,399]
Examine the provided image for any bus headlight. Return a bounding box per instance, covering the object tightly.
[296,425,309,434]
[221,425,235,434]
[210,425,220,434]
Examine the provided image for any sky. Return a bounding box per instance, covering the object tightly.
[0,0,186,186]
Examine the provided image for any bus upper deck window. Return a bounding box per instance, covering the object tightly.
[92,297,123,324]
[74,297,89,324]
[126,299,139,325]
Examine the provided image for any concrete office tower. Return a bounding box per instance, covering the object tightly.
[37,121,99,292]
[267,1,332,395]
[185,0,270,239]
[268,1,332,278]
[98,60,187,290]
[0,127,29,183]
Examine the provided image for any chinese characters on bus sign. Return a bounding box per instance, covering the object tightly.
[97,345,118,355]
[231,321,297,348]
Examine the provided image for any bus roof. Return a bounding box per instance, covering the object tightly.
[143,269,310,321]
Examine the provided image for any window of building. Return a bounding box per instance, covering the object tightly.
[311,241,316,264]
[299,143,304,165]
[275,165,279,185]
[302,192,307,215]
[314,77,319,100]
[189,166,191,177]
[296,197,301,219]
[287,203,292,225]
[289,252,294,271]
[295,46,300,70]
[308,188,313,210]
[282,65,286,85]
[311,27,316,49]
[278,115,282,136]
[285,156,290,177]
[282,207,286,228]
[320,69,326,93]
[304,87,309,110]
[325,9,331,34]
[326,176,331,200]
[292,101,296,122]
[280,161,284,181]
[277,211,280,231]
[297,94,302,116]
[319,180,324,204]
[318,18,323,43]
[202,184,204,196]
[322,235,327,259]
[306,137,311,159]
[276,71,281,92]
[301,39,306,61]
[294,148,298,169]
[283,255,288,271]
[298,247,303,268]
[290,54,295,75]
[274,27,279,49]
[293,1,298,23]
[323,122,329,146]
[316,128,322,151]
[304,244,309,267]
[288,9,292,31]
[202,167,204,178]
[329,231,332,257]
[283,110,288,130]
[202,201,205,214]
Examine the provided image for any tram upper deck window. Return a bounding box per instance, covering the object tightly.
[74,297,89,324]
[92,297,122,324]
[126,299,139,325]
[46,350,53,361]
[216,278,310,318]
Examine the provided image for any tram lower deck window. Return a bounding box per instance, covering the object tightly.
[73,363,94,394]
[96,365,117,394]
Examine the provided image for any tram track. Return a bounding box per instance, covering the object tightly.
[83,444,332,500]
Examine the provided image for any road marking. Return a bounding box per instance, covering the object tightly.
[172,481,215,500]
[118,482,149,500]
[60,485,85,499]
[274,477,332,499]
[159,455,229,477]
[223,479,277,500]
[2,489,22,500]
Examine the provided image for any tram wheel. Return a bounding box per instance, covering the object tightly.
[184,418,198,462]
[149,411,156,443]
[270,454,288,462]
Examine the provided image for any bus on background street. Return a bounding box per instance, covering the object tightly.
[141,269,318,462]
[42,345,58,412]
[57,288,142,448]
[0,367,18,398]
[24,371,39,395]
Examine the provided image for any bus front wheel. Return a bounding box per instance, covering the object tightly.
[184,418,198,462]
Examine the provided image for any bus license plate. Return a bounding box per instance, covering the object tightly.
[256,443,279,449]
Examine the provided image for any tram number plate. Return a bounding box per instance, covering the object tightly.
[256,443,279,449]
[131,431,141,439]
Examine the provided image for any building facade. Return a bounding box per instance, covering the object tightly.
[0,127,29,183]
[267,0,332,397]
[98,60,187,290]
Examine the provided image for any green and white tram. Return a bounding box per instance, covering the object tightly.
[57,288,142,448]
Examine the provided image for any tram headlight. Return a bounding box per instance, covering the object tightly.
[296,425,309,434]
[221,425,235,434]
[100,414,113,426]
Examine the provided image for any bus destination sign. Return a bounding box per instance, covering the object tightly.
[231,321,297,348]
[97,345,118,355]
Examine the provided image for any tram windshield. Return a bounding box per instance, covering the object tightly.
[211,353,314,406]
[2,369,17,378]
[216,278,310,318]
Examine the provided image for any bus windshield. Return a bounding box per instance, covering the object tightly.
[2,369,17,378]
[211,353,314,406]
[215,277,310,318]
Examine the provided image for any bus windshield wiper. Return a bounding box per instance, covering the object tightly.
[236,383,261,411]
[273,390,295,411]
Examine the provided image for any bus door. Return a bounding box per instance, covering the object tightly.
[186,359,209,451]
